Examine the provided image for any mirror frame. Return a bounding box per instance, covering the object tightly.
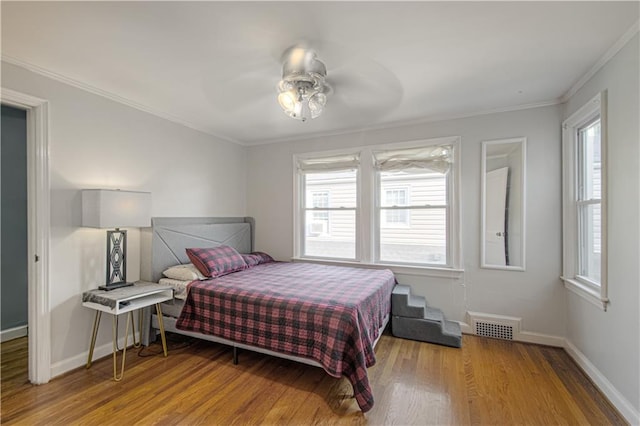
[481,137,526,271]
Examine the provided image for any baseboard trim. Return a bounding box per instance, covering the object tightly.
[564,339,640,425]
[0,325,28,343]
[458,321,473,334]
[50,332,140,379]
[517,331,565,347]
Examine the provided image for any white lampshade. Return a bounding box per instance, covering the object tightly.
[82,189,151,228]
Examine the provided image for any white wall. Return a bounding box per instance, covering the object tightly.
[1,61,247,368]
[563,34,640,418]
[247,104,565,337]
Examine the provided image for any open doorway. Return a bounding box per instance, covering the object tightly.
[1,105,29,341]
[1,105,29,391]
[1,88,50,385]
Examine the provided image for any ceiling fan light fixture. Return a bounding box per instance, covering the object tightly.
[308,92,326,119]
[277,47,331,122]
[277,89,298,113]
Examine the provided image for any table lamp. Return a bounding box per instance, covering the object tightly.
[82,189,151,290]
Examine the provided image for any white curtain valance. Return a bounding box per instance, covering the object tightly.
[297,153,360,173]
[372,144,452,173]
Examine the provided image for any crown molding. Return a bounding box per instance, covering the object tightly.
[1,54,244,146]
[248,99,562,146]
[561,20,639,103]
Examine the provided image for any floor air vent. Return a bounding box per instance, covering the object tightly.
[468,312,521,341]
[475,321,514,340]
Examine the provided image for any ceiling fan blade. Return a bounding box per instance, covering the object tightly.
[328,58,404,117]
[201,56,280,112]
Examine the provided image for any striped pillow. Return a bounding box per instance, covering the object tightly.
[186,246,248,278]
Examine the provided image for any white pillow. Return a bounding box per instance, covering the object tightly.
[162,263,206,281]
[158,278,190,300]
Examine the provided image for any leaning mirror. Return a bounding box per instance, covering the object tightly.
[481,137,526,270]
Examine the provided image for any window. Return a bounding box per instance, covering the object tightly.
[298,154,359,260]
[374,145,452,266]
[381,187,410,227]
[577,118,601,283]
[294,137,461,271]
[562,92,608,310]
[309,191,330,236]
[378,172,447,264]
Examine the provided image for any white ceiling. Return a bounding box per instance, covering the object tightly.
[2,2,638,145]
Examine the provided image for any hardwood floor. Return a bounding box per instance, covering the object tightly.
[1,333,626,425]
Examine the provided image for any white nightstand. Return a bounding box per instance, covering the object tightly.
[82,281,173,381]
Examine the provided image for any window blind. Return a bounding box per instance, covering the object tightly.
[297,153,360,173]
[372,145,452,173]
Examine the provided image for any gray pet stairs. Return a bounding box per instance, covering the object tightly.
[391,284,462,348]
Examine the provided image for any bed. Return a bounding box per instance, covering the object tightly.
[143,217,395,412]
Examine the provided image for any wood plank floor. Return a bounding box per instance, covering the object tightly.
[1,333,626,425]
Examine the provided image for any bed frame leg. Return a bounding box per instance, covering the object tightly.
[233,346,239,365]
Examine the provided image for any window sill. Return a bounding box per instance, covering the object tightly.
[291,257,464,279]
[562,276,608,311]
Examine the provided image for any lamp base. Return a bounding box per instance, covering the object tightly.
[98,282,134,291]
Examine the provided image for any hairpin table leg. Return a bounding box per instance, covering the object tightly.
[131,309,143,348]
[155,303,168,357]
[112,311,131,382]
[86,311,102,368]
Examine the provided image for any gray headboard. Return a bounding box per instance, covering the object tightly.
[151,217,254,282]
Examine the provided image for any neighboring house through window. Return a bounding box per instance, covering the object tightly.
[562,92,608,310]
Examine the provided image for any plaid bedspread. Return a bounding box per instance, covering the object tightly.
[175,262,395,412]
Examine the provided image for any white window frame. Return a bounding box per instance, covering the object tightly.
[293,136,462,277]
[295,153,360,262]
[562,91,608,310]
[375,164,452,268]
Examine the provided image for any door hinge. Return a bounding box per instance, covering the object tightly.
[35,254,40,262]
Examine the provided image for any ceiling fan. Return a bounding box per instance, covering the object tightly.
[276,46,332,122]
[202,42,403,127]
